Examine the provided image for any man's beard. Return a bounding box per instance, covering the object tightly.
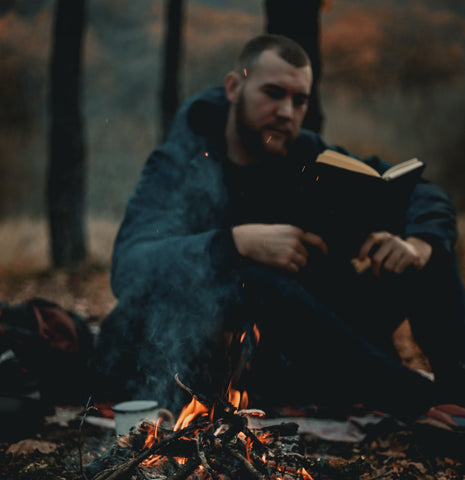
[235,91,292,164]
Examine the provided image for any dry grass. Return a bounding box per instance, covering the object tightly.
[0,217,119,320]
[0,216,118,274]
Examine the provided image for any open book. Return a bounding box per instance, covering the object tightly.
[301,149,425,259]
[315,149,424,182]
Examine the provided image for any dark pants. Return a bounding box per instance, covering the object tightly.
[231,248,465,420]
[93,248,465,420]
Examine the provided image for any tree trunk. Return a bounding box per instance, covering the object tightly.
[48,0,87,267]
[265,0,324,133]
[160,0,185,143]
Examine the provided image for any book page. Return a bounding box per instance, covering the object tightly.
[381,158,423,180]
[316,150,381,177]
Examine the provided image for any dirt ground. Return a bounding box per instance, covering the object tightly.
[1,265,465,479]
[1,215,465,479]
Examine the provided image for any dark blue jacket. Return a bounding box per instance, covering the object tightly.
[112,85,456,301]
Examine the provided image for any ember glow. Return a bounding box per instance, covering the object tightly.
[253,323,260,343]
[141,383,250,469]
[139,386,315,478]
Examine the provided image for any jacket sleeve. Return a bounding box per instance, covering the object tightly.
[110,143,240,306]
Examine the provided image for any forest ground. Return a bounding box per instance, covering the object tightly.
[1,217,465,479]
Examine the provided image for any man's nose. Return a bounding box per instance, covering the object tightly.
[276,98,293,119]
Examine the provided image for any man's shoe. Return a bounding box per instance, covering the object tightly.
[413,404,465,460]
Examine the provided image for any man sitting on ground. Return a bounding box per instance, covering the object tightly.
[93,34,465,429]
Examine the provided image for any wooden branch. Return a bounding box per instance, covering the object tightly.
[224,445,268,480]
[240,424,269,457]
[195,432,220,480]
[167,456,201,480]
[93,422,208,480]
[174,373,213,407]
[92,381,316,480]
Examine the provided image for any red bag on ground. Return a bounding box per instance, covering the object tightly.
[0,297,94,406]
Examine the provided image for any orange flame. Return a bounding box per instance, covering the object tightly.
[298,467,314,479]
[142,416,162,449]
[142,453,163,467]
[263,461,315,480]
[174,396,210,431]
[141,324,262,472]
[227,385,248,410]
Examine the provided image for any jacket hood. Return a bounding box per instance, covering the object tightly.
[186,86,229,137]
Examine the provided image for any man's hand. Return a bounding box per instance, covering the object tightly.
[358,231,433,276]
[232,223,328,272]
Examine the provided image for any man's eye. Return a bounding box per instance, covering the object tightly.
[265,89,284,99]
[294,96,308,107]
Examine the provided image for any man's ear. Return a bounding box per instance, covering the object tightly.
[224,71,242,104]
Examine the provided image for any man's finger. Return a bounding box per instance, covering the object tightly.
[392,255,411,274]
[370,241,392,276]
[358,234,380,261]
[382,248,403,273]
[294,241,309,258]
[292,251,308,268]
[302,232,328,255]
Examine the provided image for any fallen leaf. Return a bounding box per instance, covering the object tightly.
[45,406,82,426]
[7,439,59,456]
[407,461,427,474]
[378,449,407,458]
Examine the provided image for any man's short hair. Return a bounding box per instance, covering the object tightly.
[235,34,311,76]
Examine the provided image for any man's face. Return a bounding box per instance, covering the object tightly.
[234,49,312,159]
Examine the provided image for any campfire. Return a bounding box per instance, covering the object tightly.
[91,324,318,480]
[92,382,316,480]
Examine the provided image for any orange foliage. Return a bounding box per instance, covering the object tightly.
[322,3,465,91]
[0,10,52,62]
[322,7,384,89]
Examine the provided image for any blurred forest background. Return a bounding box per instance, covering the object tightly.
[1,0,465,275]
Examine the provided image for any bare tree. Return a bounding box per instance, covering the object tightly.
[48,0,87,267]
[265,0,324,133]
[160,0,185,143]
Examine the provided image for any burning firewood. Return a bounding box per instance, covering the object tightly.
[91,377,316,480]
[90,323,318,480]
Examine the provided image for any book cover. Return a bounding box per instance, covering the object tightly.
[300,150,425,259]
